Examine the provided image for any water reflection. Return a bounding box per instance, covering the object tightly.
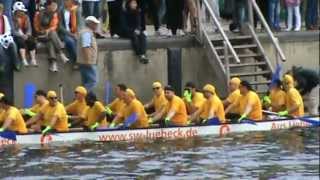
[0,127,319,179]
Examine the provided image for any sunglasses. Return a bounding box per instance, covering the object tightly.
[49,97,58,100]
[153,87,160,90]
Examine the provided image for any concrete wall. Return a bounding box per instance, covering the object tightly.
[13,32,319,107]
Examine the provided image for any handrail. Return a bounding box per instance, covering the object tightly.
[250,0,286,62]
[202,0,241,64]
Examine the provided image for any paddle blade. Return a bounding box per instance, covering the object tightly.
[0,131,17,141]
[207,118,221,125]
[241,119,257,125]
[300,117,320,127]
[24,83,36,108]
[123,113,138,128]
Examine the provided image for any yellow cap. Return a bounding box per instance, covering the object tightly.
[230,77,241,86]
[203,84,215,94]
[152,82,162,88]
[75,86,87,96]
[283,74,294,85]
[126,88,136,97]
[47,91,57,98]
[0,93,4,99]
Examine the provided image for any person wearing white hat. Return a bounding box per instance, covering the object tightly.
[12,1,37,67]
[77,15,100,92]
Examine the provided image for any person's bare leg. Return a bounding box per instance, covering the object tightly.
[30,50,38,66]
[20,48,29,66]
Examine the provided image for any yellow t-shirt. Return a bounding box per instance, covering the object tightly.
[270,89,286,112]
[286,87,304,117]
[0,109,4,124]
[119,99,149,128]
[109,98,126,115]
[84,101,108,127]
[153,91,168,112]
[236,91,262,121]
[200,95,225,123]
[66,99,88,118]
[30,100,49,113]
[192,92,206,109]
[226,89,241,113]
[166,95,188,126]
[40,103,69,132]
[0,106,27,133]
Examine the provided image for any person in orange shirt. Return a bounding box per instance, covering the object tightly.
[144,82,167,116]
[33,1,69,72]
[264,80,286,112]
[83,92,108,131]
[106,84,127,119]
[111,88,149,129]
[151,86,188,127]
[223,77,241,119]
[21,90,48,122]
[278,74,304,117]
[183,82,206,114]
[190,84,225,124]
[66,86,88,127]
[226,81,263,122]
[27,91,69,134]
[0,96,28,134]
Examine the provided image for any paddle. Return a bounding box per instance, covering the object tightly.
[24,83,36,109]
[123,113,138,128]
[263,110,320,127]
[0,130,17,141]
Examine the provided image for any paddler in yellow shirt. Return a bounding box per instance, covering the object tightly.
[105,84,127,119]
[226,81,262,122]
[263,80,286,112]
[111,89,149,128]
[183,82,206,114]
[223,77,241,119]
[150,86,188,127]
[0,96,28,134]
[21,90,48,120]
[144,82,167,116]
[190,84,225,124]
[27,91,69,134]
[83,92,108,131]
[278,74,304,117]
[66,86,88,126]
[0,92,4,118]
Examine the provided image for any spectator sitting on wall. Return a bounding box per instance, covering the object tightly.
[119,0,149,64]
[0,3,21,72]
[58,0,82,70]
[77,16,100,92]
[12,2,38,67]
[33,1,69,72]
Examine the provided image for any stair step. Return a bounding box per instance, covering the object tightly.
[249,81,271,85]
[229,62,267,67]
[215,44,258,51]
[230,70,272,77]
[210,35,252,41]
[219,53,262,59]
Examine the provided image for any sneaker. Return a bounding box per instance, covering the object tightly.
[22,59,29,66]
[143,31,148,36]
[139,55,149,64]
[49,62,58,72]
[167,31,173,37]
[111,34,120,39]
[285,28,292,32]
[176,29,185,36]
[59,53,69,63]
[293,27,301,32]
[30,59,38,67]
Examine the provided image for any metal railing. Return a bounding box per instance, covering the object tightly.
[201,0,241,64]
[248,0,286,63]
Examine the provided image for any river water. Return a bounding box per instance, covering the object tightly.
[0,127,319,180]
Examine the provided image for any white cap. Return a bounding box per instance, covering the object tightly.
[85,16,100,24]
[13,2,27,13]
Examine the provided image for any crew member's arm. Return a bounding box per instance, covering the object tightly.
[0,118,13,131]
[144,99,154,110]
[26,112,43,126]
[150,107,166,123]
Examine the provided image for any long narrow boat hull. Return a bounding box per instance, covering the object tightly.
[1,117,319,146]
